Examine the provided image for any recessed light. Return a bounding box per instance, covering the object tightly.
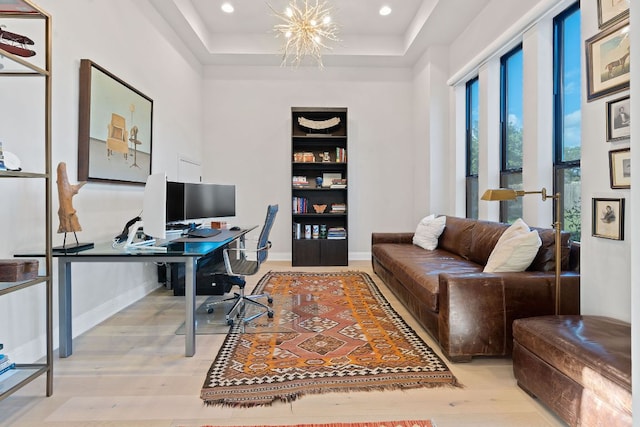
[379,6,392,16]
[221,2,234,13]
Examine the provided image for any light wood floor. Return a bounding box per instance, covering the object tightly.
[0,261,565,427]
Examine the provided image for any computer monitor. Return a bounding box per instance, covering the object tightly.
[166,181,236,222]
[166,181,185,223]
[185,183,235,220]
[212,184,236,217]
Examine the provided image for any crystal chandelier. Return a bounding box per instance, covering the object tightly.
[271,0,339,67]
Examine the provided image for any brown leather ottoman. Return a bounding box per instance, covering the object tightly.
[512,315,631,426]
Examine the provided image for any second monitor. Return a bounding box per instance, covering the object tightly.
[166,181,236,223]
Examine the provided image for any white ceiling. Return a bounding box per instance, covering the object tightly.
[148,0,490,67]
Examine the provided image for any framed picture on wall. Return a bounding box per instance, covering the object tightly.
[78,59,154,185]
[592,197,625,240]
[597,0,629,29]
[606,95,630,141]
[609,148,631,189]
[585,20,630,102]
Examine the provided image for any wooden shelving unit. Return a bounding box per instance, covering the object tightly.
[0,0,53,399]
[291,107,348,266]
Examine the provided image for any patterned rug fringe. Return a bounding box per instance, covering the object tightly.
[197,421,434,427]
[201,271,460,407]
[203,380,460,407]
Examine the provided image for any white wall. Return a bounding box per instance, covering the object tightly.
[579,1,631,321]
[201,66,415,260]
[0,0,204,362]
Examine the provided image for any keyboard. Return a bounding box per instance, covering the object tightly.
[166,223,189,230]
[186,228,221,238]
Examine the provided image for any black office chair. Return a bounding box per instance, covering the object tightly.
[206,204,278,326]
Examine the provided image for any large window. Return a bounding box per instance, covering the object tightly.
[466,77,479,219]
[500,45,524,223]
[554,3,581,241]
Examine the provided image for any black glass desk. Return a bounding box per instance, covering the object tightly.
[23,227,255,358]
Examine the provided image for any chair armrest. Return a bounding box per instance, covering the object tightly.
[222,242,272,275]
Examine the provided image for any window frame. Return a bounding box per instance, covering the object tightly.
[465,76,479,219]
[553,2,581,241]
[499,44,524,223]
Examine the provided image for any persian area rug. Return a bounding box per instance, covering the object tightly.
[201,271,460,407]
[198,421,434,427]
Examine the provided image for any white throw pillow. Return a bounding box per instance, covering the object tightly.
[413,214,446,250]
[484,218,542,272]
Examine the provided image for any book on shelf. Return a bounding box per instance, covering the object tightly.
[335,147,347,163]
[330,179,347,189]
[292,197,308,214]
[327,227,347,239]
[330,203,346,213]
[292,176,310,187]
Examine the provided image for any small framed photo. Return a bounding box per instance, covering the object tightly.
[606,95,630,141]
[609,148,630,189]
[585,20,630,102]
[592,197,625,240]
[597,0,629,29]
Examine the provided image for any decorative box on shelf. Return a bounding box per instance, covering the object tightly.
[293,152,316,163]
[0,259,39,282]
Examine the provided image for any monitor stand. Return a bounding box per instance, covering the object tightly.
[124,221,167,253]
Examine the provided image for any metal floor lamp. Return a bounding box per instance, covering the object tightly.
[481,187,562,315]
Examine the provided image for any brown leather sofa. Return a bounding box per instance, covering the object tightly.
[371,216,580,362]
[513,315,631,426]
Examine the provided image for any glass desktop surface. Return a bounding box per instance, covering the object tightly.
[19,228,254,259]
[57,240,230,257]
[52,239,231,258]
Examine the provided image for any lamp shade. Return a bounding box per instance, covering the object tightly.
[481,188,518,201]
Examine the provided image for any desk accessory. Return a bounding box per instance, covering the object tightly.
[53,162,94,253]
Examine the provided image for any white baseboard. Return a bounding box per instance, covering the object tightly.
[268,251,372,261]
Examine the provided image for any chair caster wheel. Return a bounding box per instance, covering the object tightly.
[207,308,214,314]
[268,311,274,319]
[267,297,273,304]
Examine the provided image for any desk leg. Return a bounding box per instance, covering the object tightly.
[58,259,72,358]
[185,258,196,357]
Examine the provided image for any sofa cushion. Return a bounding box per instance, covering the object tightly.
[467,220,509,265]
[413,214,446,250]
[528,228,571,272]
[372,243,482,312]
[484,219,541,272]
[438,216,476,259]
